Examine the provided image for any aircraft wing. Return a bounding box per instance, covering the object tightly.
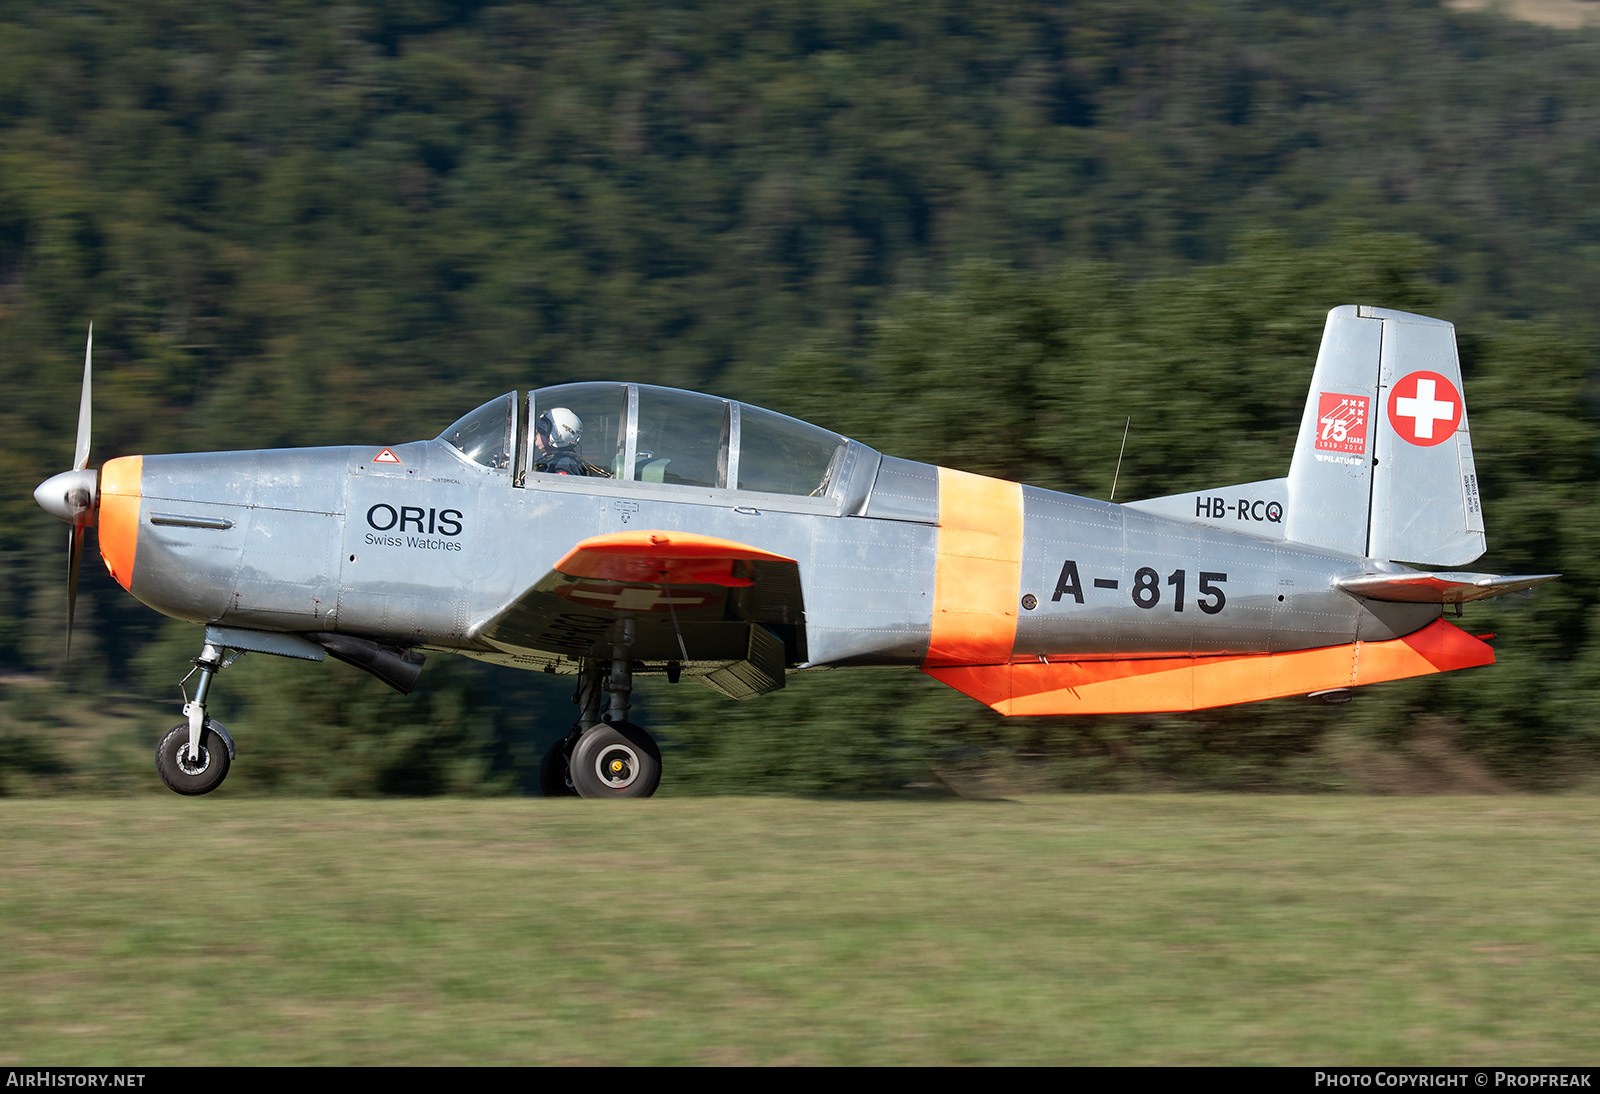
[472,531,805,698]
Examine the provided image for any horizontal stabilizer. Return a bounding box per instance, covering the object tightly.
[1335,571,1560,604]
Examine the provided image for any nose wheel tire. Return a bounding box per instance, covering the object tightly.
[155,723,232,796]
[570,722,661,799]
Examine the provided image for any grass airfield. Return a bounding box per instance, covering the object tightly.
[2,795,1596,1066]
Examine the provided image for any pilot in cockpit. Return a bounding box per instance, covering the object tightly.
[533,408,584,475]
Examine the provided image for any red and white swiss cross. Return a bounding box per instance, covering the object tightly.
[555,581,721,613]
[1386,371,1462,447]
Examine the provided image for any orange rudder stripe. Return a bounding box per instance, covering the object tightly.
[925,467,1025,666]
[97,456,142,591]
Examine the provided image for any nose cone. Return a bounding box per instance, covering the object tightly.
[97,456,142,591]
[34,468,98,525]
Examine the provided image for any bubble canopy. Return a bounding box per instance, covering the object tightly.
[438,392,516,469]
[438,383,849,498]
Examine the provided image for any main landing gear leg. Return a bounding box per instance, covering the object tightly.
[568,651,662,799]
[543,622,665,800]
[540,623,659,800]
[155,639,238,796]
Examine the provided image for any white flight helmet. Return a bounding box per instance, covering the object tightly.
[538,407,582,448]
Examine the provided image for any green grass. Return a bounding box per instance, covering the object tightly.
[2,796,1597,1065]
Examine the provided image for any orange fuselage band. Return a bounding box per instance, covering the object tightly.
[925,467,1025,666]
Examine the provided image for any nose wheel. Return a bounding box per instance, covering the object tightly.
[155,720,234,795]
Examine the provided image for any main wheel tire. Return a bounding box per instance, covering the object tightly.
[155,722,231,796]
[539,739,578,798]
[570,722,661,799]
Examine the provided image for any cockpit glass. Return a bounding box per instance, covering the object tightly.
[635,388,729,487]
[531,383,628,478]
[514,382,846,497]
[737,405,844,496]
[439,393,514,469]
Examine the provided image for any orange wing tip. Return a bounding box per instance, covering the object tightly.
[97,455,142,591]
[924,620,1495,716]
[554,531,796,587]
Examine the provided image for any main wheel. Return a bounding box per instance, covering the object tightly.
[155,722,232,796]
[539,738,578,798]
[570,722,661,799]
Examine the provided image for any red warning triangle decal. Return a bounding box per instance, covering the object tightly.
[373,448,401,464]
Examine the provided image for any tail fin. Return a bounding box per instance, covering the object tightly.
[1284,306,1485,566]
[1127,306,1486,565]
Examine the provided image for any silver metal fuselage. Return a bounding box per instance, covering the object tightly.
[110,438,1433,673]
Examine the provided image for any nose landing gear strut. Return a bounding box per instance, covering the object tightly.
[154,638,238,796]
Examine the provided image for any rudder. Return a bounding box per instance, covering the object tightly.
[1285,306,1485,566]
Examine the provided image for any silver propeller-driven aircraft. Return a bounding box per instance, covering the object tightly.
[35,306,1556,798]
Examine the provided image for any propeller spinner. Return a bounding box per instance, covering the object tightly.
[33,325,98,650]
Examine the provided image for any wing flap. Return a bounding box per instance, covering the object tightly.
[699,624,787,700]
[923,619,1494,716]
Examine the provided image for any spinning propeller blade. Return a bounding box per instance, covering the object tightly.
[75,323,92,471]
[32,325,99,654]
[67,526,84,649]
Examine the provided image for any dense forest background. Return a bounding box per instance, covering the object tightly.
[4,0,1599,795]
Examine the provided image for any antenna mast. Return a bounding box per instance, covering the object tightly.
[1109,417,1131,503]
